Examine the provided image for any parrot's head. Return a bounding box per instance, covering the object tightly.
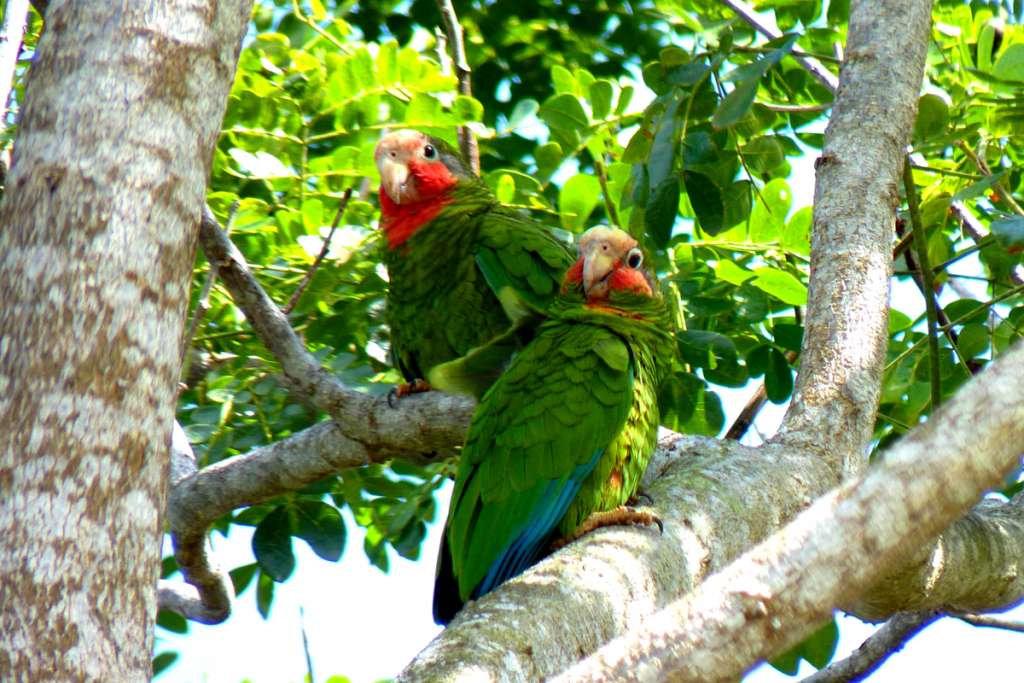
[565,226,655,300]
[374,130,471,248]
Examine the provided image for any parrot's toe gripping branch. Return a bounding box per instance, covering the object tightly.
[387,379,433,407]
[550,505,663,551]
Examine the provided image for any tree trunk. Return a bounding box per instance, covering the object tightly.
[0,2,251,680]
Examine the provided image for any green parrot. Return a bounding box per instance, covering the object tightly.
[375,130,575,397]
[433,226,675,625]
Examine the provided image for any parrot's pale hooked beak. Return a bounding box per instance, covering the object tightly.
[378,157,417,204]
[583,249,616,298]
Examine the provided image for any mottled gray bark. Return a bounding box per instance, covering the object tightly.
[777,0,933,478]
[0,2,251,680]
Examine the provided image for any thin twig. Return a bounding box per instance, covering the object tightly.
[800,611,942,683]
[894,218,975,376]
[593,157,621,229]
[957,141,1024,217]
[721,0,839,93]
[759,102,832,113]
[284,187,352,314]
[434,0,479,173]
[725,382,768,441]
[903,158,942,407]
[180,201,238,373]
[951,202,1024,286]
[725,350,797,441]
[955,612,1024,633]
[300,606,316,683]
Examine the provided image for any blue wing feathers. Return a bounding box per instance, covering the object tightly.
[473,448,603,599]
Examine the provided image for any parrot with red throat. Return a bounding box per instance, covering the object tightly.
[374,130,574,397]
[432,226,675,625]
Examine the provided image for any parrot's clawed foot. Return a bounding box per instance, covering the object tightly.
[550,506,663,551]
[627,491,655,507]
[387,379,432,407]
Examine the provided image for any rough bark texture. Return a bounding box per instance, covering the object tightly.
[849,493,1024,619]
[554,342,1024,682]
[777,0,933,477]
[0,2,251,680]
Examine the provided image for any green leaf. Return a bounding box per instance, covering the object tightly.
[252,506,295,581]
[535,141,563,179]
[648,94,682,188]
[994,44,1024,82]
[560,173,602,232]
[782,206,812,255]
[684,171,725,235]
[750,179,792,242]
[539,93,589,145]
[957,322,989,358]
[551,64,576,94]
[951,172,1005,202]
[913,94,949,141]
[153,652,179,676]
[645,177,680,247]
[765,348,794,403]
[229,562,259,595]
[589,80,614,120]
[495,173,516,204]
[772,323,804,352]
[715,259,755,286]
[889,309,914,333]
[992,216,1024,247]
[751,267,808,305]
[741,136,786,174]
[508,99,539,130]
[452,95,483,123]
[713,78,759,129]
[157,609,188,634]
[943,298,987,325]
[293,500,346,562]
[256,570,275,619]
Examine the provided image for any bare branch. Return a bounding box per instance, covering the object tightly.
[800,611,941,683]
[955,612,1024,633]
[553,342,1024,683]
[904,158,943,404]
[158,422,233,624]
[284,187,352,314]
[725,351,795,441]
[434,0,479,173]
[721,0,839,93]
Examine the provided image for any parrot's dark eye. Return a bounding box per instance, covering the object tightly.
[423,144,437,159]
[626,248,643,269]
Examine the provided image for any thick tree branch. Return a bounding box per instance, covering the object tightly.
[554,341,1024,683]
[776,0,932,477]
[847,492,1024,620]
[800,611,941,683]
[399,437,837,681]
